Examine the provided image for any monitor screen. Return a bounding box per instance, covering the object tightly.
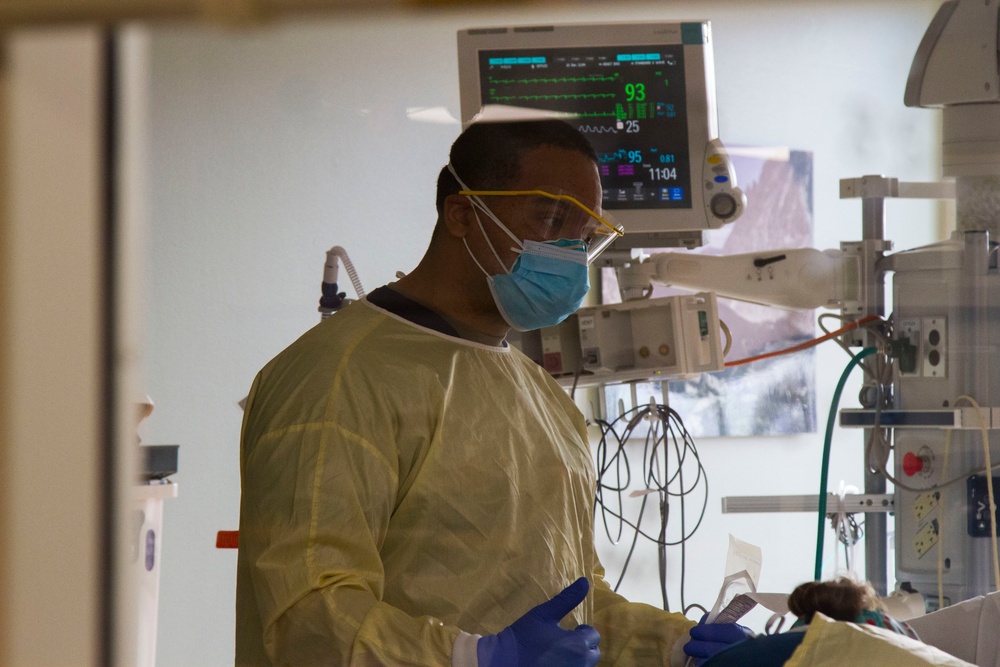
[458,22,743,246]
[477,44,692,211]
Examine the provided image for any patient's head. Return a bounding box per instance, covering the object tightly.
[788,577,884,624]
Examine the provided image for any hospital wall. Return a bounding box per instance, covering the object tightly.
[141,1,942,664]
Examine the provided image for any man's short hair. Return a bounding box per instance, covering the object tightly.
[435,119,599,220]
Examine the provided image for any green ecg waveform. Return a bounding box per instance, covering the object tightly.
[491,93,616,102]
[488,73,620,85]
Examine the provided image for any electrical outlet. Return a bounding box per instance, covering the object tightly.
[914,490,940,523]
[913,518,939,559]
[922,317,946,378]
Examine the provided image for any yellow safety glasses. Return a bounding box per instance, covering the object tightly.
[458,189,625,265]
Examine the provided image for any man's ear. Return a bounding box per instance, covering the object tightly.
[442,194,474,239]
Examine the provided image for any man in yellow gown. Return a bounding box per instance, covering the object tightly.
[235,120,747,666]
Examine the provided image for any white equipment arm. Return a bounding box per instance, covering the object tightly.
[643,247,860,310]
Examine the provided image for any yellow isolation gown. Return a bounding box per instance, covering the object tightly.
[235,296,693,666]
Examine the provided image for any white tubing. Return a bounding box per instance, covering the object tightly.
[325,246,365,298]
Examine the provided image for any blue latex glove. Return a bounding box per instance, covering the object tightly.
[683,614,753,666]
[477,577,600,667]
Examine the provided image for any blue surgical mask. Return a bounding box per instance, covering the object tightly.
[449,163,591,331]
[483,238,590,332]
[461,200,590,332]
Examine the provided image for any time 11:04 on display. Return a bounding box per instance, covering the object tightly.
[647,166,678,181]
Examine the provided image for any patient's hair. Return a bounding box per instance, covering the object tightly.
[788,578,885,624]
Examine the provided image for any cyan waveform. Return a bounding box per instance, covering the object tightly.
[578,125,619,134]
[488,73,620,85]
[598,149,627,163]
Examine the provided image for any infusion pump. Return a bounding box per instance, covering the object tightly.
[509,292,724,388]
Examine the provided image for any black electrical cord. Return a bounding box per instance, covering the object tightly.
[594,401,708,613]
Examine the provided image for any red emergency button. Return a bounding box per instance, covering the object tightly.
[902,452,926,477]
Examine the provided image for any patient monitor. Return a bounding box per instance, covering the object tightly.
[457,21,745,250]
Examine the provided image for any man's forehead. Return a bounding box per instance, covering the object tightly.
[516,146,598,175]
[513,148,602,202]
